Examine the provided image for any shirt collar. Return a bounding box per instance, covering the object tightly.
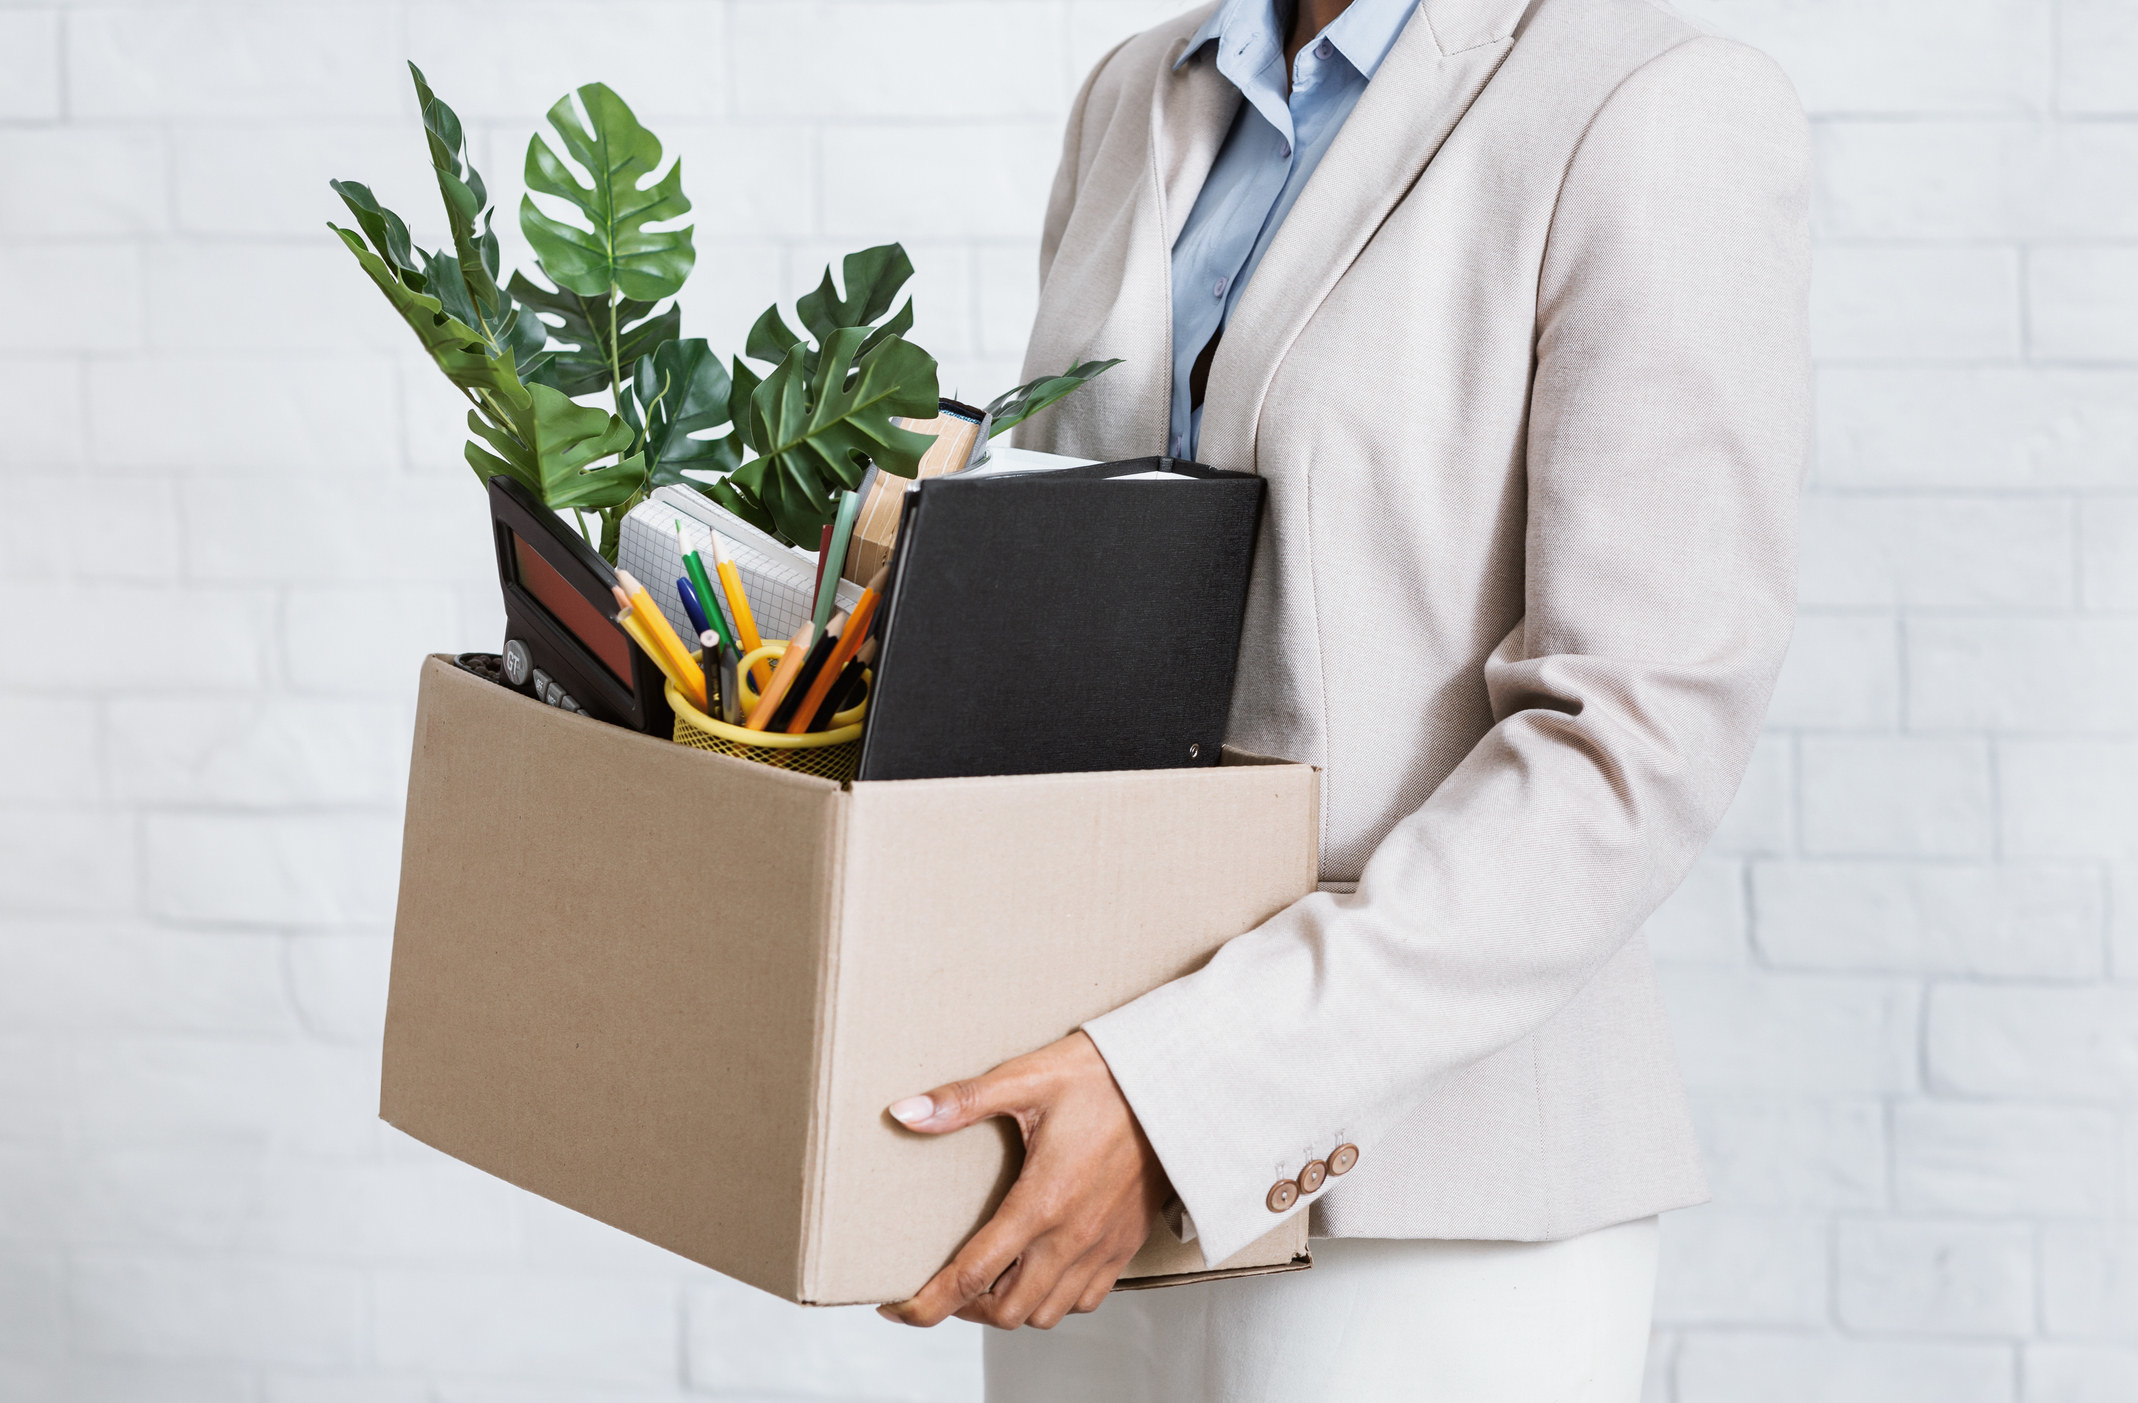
[1320,0,1421,80]
[1175,0,1420,83]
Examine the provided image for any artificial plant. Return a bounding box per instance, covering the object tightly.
[706,244,939,542]
[331,64,1117,561]
[982,358,1124,439]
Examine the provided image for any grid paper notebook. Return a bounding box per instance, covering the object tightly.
[619,487,863,653]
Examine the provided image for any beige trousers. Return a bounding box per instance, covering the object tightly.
[984,1217,1660,1403]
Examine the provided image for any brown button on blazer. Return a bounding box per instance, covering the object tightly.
[1021,0,1812,1267]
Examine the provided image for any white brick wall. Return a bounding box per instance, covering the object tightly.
[0,0,2130,1398]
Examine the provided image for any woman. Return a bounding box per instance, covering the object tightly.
[877,0,1810,1397]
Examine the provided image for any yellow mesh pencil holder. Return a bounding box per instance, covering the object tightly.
[666,642,868,783]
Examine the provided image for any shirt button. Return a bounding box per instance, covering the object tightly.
[1213,276,1228,298]
[1316,39,1334,59]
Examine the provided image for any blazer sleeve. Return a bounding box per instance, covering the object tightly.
[1081,35,1813,1266]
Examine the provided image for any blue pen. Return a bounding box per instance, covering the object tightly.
[676,577,711,639]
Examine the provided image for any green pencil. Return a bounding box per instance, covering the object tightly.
[813,489,863,636]
[678,525,735,651]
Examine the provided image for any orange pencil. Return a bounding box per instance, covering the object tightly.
[743,621,817,731]
[784,565,888,733]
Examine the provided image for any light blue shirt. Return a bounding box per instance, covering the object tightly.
[1168,0,1420,460]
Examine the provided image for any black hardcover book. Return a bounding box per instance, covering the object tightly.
[855,456,1264,782]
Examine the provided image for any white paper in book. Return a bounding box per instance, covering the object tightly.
[955,444,1097,478]
[619,487,863,649]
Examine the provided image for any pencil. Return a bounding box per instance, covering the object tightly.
[813,490,864,636]
[744,622,818,731]
[614,572,705,709]
[675,576,710,639]
[811,524,833,609]
[678,525,733,651]
[613,599,706,711]
[784,564,888,733]
[811,635,879,731]
[837,634,879,703]
[691,628,739,726]
[706,532,767,688]
[769,613,843,732]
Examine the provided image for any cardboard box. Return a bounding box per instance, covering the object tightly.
[382,657,1318,1305]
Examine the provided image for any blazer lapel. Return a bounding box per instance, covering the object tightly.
[1194,0,1532,473]
[1152,34,1244,248]
[1104,33,1240,451]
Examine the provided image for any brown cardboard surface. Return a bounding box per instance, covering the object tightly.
[384,655,1319,1305]
[1117,1220,1312,1289]
[809,766,1319,1303]
[383,658,839,1298]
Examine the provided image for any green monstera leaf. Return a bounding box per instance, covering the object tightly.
[406,63,543,370]
[327,219,530,433]
[984,359,1125,438]
[331,202,641,536]
[710,244,941,543]
[334,78,544,379]
[329,69,698,564]
[705,475,778,538]
[626,337,740,489]
[409,63,494,306]
[520,82,694,303]
[418,247,544,372]
[526,385,645,510]
[508,269,679,399]
[724,326,938,544]
[467,382,645,511]
[327,179,425,289]
[796,243,914,341]
[744,244,916,379]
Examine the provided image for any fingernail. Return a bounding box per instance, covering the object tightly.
[887,1095,934,1125]
[876,1304,905,1324]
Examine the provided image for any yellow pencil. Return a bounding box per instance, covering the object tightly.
[706,533,769,688]
[614,569,703,698]
[612,596,707,711]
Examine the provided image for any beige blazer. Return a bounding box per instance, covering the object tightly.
[1020,0,1812,1266]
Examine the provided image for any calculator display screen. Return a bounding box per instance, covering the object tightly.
[512,532,633,688]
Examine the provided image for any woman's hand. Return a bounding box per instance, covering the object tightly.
[876,1031,1170,1330]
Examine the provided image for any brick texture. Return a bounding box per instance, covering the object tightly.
[1,0,2132,1399]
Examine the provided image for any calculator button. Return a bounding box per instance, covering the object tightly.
[503,639,532,686]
